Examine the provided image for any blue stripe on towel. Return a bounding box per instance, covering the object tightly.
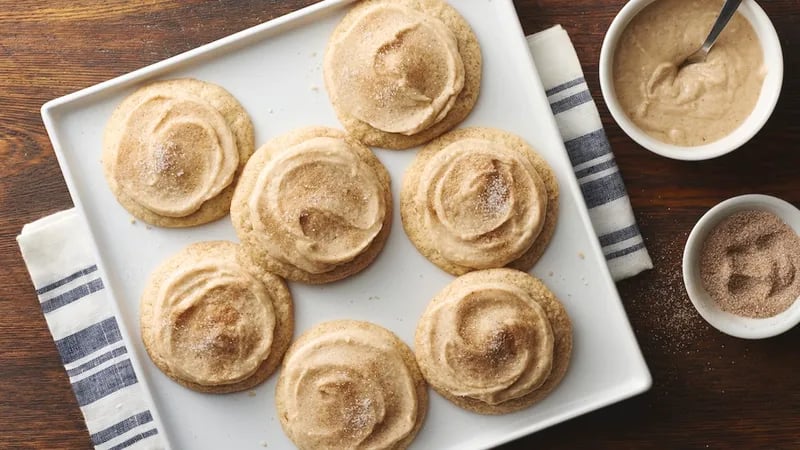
[550,89,592,115]
[55,318,122,364]
[599,224,643,248]
[606,241,647,260]
[36,265,98,295]
[580,171,628,208]
[545,76,585,97]
[108,428,159,450]
[91,411,154,445]
[72,359,137,406]
[564,129,612,167]
[40,278,104,314]
[66,346,128,377]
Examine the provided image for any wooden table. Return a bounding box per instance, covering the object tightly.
[2,1,798,448]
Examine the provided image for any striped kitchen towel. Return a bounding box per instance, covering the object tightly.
[17,210,169,450]
[527,25,653,281]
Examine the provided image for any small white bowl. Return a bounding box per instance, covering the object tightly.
[599,0,783,161]
[683,195,800,339]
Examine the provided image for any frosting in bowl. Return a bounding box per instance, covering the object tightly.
[613,0,765,146]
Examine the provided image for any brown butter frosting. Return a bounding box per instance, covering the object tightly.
[150,257,275,386]
[279,326,419,449]
[246,136,386,274]
[416,138,547,269]
[112,86,239,217]
[612,0,765,146]
[416,280,555,405]
[324,2,465,135]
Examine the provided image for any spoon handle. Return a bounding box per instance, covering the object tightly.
[698,0,744,57]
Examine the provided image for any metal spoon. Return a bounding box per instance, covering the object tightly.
[680,0,743,68]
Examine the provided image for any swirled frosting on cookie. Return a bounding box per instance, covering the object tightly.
[416,276,554,405]
[324,2,465,135]
[110,83,240,217]
[415,138,547,269]
[246,136,387,274]
[277,322,422,450]
[149,256,275,386]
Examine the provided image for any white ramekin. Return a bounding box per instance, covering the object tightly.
[682,195,800,339]
[599,0,783,161]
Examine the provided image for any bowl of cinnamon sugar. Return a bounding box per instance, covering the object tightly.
[683,194,800,339]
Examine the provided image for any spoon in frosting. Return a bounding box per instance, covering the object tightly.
[679,0,744,68]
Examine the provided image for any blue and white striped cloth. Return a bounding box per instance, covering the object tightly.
[17,210,168,450]
[527,25,653,281]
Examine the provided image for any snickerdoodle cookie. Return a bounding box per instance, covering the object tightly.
[401,127,559,275]
[276,320,428,450]
[323,0,481,149]
[102,78,254,227]
[415,268,572,414]
[140,241,293,393]
[231,126,392,284]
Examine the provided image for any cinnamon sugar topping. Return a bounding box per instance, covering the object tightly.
[700,210,800,318]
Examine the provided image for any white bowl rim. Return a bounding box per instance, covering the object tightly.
[599,0,784,161]
[682,194,800,339]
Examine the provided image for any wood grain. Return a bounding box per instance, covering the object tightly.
[1,1,798,448]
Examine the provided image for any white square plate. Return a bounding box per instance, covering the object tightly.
[41,1,651,448]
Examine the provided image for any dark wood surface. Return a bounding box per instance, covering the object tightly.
[1,1,798,448]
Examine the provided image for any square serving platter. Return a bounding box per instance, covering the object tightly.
[41,1,651,448]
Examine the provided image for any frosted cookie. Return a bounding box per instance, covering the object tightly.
[276,320,428,450]
[414,268,572,414]
[140,241,293,393]
[103,78,254,227]
[231,126,392,284]
[401,127,558,275]
[323,0,481,149]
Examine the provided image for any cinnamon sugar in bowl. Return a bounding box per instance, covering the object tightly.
[683,195,800,339]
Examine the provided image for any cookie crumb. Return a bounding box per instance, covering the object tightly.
[578,252,585,259]
[259,440,268,447]
[247,390,257,397]
[129,217,136,225]
[310,84,319,92]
